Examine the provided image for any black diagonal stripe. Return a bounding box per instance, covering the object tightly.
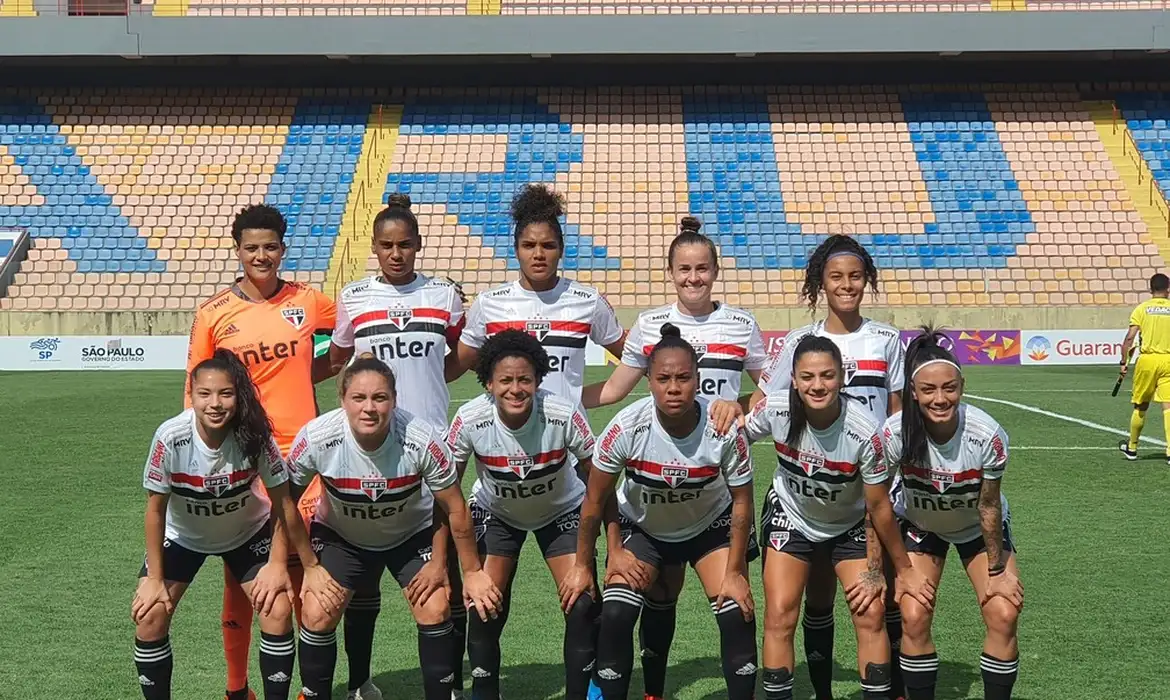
[323,478,422,504]
[479,459,569,483]
[846,376,886,389]
[171,479,254,501]
[627,470,717,490]
[698,357,745,372]
[355,322,447,338]
[903,477,981,496]
[776,455,857,486]
[541,335,588,349]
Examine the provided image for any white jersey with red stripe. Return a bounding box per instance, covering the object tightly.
[447,389,596,530]
[142,409,288,554]
[287,407,458,551]
[744,395,886,541]
[332,274,465,429]
[760,319,904,424]
[461,278,624,406]
[593,396,754,542]
[621,302,767,400]
[882,405,1010,544]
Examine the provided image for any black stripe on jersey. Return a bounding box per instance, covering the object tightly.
[355,322,447,338]
[902,476,981,496]
[846,376,886,389]
[322,478,422,504]
[697,358,745,372]
[627,470,718,490]
[480,459,568,483]
[777,455,857,486]
[170,480,255,501]
[540,336,588,349]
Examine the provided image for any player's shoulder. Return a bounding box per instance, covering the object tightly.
[339,276,375,300]
[156,409,195,445]
[961,403,1004,440]
[563,278,604,301]
[538,390,577,421]
[614,395,656,430]
[196,286,239,315]
[784,322,819,346]
[476,281,515,302]
[881,411,903,439]
[697,397,733,444]
[842,398,882,439]
[421,273,456,292]
[862,318,902,342]
[398,408,443,447]
[718,303,759,329]
[637,303,674,327]
[455,394,496,425]
[304,409,348,446]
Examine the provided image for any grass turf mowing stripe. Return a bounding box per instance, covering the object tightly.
[967,392,1168,447]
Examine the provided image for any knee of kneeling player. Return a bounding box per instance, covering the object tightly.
[256,595,293,633]
[413,588,452,626]
[851,598,887,635]
[135,602,174,641]
[763,600,799,640]
[981,597,1019,637]
[565,590,599,625]
[599,591,642,633]
[899,597,934,640]
[300,594,342,632]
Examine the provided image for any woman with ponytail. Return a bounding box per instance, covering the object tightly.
[742,335,933,700]
[883,328,1022,700]
[580,215,767,699]
[132,350,342,700]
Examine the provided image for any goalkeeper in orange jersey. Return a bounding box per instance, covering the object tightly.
[1119,273,1170,464]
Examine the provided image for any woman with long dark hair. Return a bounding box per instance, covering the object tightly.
[132,349,340,700]
[742,335,933,700]
[884,329,1022,700]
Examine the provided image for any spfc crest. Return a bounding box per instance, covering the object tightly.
[691,343,708,361]
[929,470,954,492]
[386,309,413,331]
[769,531,790,551]
[842,358,858,384]
[661,466,688,488]
[526,321,552,341]
[361,478,388,501]
[204,474,231,497]
[798,451,824,476]
[906,526,927,544]
[282,307,306,329]
[507,456,534,478]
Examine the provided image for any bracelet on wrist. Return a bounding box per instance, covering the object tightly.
[988,564,1006,577]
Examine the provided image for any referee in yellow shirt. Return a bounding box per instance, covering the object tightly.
[1119,273,1170,461]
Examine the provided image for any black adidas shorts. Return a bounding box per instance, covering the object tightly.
[311,521,456,592]
[620,505,760,571]
[470,498,580,560]
[902,517,1016,562]
[760,489,867,565]
[138,522,271,585]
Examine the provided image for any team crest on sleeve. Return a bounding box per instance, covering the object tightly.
[204,473,232,497]
[361,478,388,501]
[281,307,306,329]
[661,466,689,488]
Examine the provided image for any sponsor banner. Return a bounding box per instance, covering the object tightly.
[1020,330,1127,365]
[0,336,189,371]
[761,329,1021,365]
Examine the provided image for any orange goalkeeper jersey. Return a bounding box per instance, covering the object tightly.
[186,280,336,453]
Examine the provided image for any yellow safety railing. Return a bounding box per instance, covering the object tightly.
[1114,103,1170,238]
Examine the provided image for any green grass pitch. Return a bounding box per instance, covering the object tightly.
[2,365,1168,699]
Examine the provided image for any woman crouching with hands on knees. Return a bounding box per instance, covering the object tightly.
[286,354,501,700]
[741,335,935,700]
[566,323,759,700]
[132,349,341,700]
[884,328,1022,700]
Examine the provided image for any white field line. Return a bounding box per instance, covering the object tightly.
[965,393,1167,448]
[1011,446,1115,451]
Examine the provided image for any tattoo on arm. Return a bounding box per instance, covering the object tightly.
[978,478,1004,570]
[865,513,883,572]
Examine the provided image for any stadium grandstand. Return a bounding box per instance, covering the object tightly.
[4,3,1170,700]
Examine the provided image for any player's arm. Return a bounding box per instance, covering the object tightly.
[310,290,340,384]
[134,431,174,622]
[447,298,485,383]
[1120,325,1140,374]
[582,363,643,409]
[592,293,628,360]
[183,308,216,408]
[886,334,906,416]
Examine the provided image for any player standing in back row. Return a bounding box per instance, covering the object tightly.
[1118,273,1170,463]
[449,184,627,406]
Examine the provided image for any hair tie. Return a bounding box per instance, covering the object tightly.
[826,250,864,263]
[911,358,962,379]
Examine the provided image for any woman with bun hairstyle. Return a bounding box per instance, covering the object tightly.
[580,216,767,700]
[450,184,627,407]
[883,329,1021,700]
[328,193,469,699]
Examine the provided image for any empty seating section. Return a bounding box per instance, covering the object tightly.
[0,87,1166,311]
[184,0,464,17]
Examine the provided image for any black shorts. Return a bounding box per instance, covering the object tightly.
[312,521,452,592]
[138,522,272,585]
[903,518,1017,562]
[470,498,579,560]
[620,505,760,571]
[760,489,867,565]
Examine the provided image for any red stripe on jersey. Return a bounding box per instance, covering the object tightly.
[330,474,422,491]
[903,465,982,483]
[641,343,746,357]
[486,320,592,335]
[774,442,857,475]
[476,448,568,468]
[171,470,254,487]
[854,360,888,372]
[353,308,452,327]
[627,459,720,480]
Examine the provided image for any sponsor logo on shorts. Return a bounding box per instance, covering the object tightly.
[769,531,789,550]
[418,545,433,562]
[847,523,866,543]
[249,536,273,557]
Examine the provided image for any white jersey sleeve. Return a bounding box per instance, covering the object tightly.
[568,405,597,462]
[260,437,290,489]
[619,317,648,370]
[886,333,906,394]
[881,414,904,473]
[143,425,175,494]
[743,397,775,444]
[419,428,459,492]
[745,319,767,372]
[446,413,474,465]
[594,413,631,475]
[983,423,1009,481]
[759,329,801,396]
[723,429,754,488]
[332,289,356,348]
[287,426,318,487]
[858,421,888,486]
[461,295,487,349]
[589,293,624,347]
[446,283,467,344]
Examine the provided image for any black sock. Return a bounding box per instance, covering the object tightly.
[886,609,904,698]
[638,597,677,697]
[297,627,337,700]
[762,667,794,700]
[564,592,600,700]
[980,653,1019,700]
[861,661,892,699]
[225,690,249,700]
[802,606,835,700]
[343,591,381,691]
[449,597,468,692]
[900,652,939,700]
[134,636,173,700]
[711,597,758,700]
[467,598,509,700]
[258,631,295,700]
[418,620,457,700]
[593,584,643,699]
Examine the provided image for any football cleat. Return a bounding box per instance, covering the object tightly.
[1119,440,1138,461]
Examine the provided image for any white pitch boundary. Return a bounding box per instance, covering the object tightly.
[966,393,1168,448]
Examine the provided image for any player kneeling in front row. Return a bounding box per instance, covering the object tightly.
[447,329,602,700]
[287,355,502,700]
[133,349,343,700]
[568,323,759,700]
[884,329,1023,700]
[739,335,935,700]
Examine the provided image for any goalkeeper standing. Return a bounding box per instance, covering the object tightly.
[1119,272,1170,462]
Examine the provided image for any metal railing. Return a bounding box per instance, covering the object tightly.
[1113,103,1170,238]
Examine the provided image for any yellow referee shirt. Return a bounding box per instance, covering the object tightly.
[1130,297,1170,354]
